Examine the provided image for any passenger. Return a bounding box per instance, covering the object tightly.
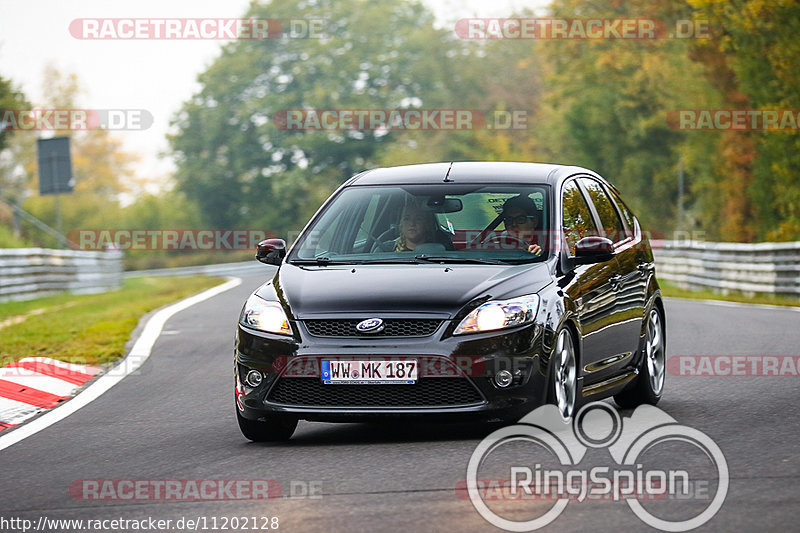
[501,195,543,256]
[394,203,438,252]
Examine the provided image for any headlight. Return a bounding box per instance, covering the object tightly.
[454,294,539,335]
[239,294,293,335]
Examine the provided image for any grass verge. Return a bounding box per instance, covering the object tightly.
[0,276,225,367]
[658,280,800,308]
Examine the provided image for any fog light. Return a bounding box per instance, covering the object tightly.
[495,370,513,388]
[245,370,263,387]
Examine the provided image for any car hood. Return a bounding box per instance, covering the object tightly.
[257,262,553,319]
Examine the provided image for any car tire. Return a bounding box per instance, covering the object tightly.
[548,326,580,421]
[614,306,665,408]
[236,410,297,442]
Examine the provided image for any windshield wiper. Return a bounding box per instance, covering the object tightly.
[413,255,507,265]
[357,257,426,264]
[289,257,361,266]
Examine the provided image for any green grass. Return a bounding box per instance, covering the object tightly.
[0,223,34,248]
[0,276,224,367]
[658,279,800,308]
[123,249,254,271]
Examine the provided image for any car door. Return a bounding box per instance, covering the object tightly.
[578,177,644,382]
[561,179,619,385]
[605,183,652,354]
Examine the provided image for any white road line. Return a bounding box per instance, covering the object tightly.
[0,276,242,452]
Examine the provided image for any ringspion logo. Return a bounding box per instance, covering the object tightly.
[466,402,728,531]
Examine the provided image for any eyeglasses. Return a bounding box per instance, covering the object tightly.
[503,215,536,226]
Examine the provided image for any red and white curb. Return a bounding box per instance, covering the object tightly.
[0,357,101,429]
[0,277,242,451]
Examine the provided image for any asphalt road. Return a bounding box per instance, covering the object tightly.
[0,271,798,533]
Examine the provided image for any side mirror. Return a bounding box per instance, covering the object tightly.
[256,238,286,266]
[574,236,614,264]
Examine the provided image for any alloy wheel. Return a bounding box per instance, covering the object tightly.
[554,329,577,420]
[645,309,665,396]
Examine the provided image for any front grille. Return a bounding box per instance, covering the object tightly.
[267,377,484,407]
[303,319,442,338]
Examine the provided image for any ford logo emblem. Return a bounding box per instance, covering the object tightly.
[356,318,384,333]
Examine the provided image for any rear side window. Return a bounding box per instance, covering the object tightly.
[580,178,627,243]
[562,180,598,256]
[606,186,636,238]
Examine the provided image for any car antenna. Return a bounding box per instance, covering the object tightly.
[443,161,454,182]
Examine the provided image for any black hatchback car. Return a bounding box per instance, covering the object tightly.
[235,162,665,441]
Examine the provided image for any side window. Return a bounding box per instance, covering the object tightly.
[606,186,636,238]
[562,180,598,256]
[580,178,627,243]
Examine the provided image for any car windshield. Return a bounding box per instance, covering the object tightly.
[289,183,550,264]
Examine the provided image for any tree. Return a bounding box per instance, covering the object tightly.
[170,0,476,235]
[0,73,31,199]
[0,74,30,151]
[535,0,726,237]
[689,0,800,240]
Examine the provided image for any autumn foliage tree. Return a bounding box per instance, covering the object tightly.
[688,0,800,240]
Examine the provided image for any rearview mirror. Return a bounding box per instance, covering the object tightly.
[574,236,614,264]
[426,197,462,213]
[256,238,286,266]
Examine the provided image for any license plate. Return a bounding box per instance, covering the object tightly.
[321,359,418,384]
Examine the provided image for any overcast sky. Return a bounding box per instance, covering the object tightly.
[0,0,545,186]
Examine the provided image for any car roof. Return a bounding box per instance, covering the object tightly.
[346,161,601,187]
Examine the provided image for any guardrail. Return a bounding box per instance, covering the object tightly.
[653,240,800,298]
[122,260,269,279]
[0,248,123,302]
[6,241,795,303]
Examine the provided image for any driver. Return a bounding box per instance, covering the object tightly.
[501,195,543,256]
[394,202,438,251]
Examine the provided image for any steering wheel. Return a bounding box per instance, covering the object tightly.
[483,234,529,250]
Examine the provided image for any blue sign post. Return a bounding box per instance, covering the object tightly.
[37,136,74,195]
[37,136,74,237]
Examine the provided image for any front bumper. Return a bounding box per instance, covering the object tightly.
[234,317,549,423]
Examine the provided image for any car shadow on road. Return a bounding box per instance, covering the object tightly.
[246,420,508,447]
